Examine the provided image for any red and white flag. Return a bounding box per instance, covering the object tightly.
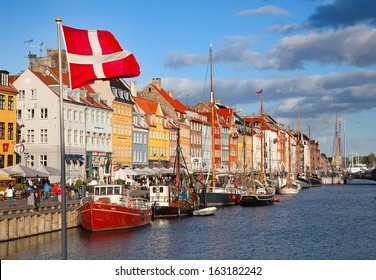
[61,25,140,89]
[256,89,263,94]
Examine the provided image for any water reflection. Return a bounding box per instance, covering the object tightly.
[1,183,376,260]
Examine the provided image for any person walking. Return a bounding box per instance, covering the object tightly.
[57,184,62,202]
[43,182,51,200]
[5,184,14,207]
[27,185,36,205]
[52,184,59,201]
[34,192,41,212]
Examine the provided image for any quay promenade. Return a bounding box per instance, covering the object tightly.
[0,189,149,242]
[0,196,82,242]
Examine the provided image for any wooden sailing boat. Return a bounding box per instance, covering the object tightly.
[240,90,275,206]
[149,128,199,218]
[295,112,311,188]
[279,126,300,195]
[196,44,241,207]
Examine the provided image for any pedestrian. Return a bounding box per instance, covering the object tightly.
[27,185,36,205]
[5,184,14,207]
[34,192,41,212]
[52,184,59,201]
[57,184,62,202]
[43,182,51,200]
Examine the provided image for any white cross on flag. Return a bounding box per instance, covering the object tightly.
[61,25,140,89]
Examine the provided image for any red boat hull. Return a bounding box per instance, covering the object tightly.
[80,200,152,231]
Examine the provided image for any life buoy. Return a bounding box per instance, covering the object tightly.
[127,198,132,207]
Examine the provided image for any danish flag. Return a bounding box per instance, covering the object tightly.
[256,89,263,94]
[61,25,140,89]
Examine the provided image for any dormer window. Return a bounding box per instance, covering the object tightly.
[0,70,9,87]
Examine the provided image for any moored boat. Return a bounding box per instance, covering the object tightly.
[278,180,300,195]
[79,184,152,232]
[196,44,241,208]
[149,184,199,218]
[297,174,311,188]
[198,188,241,207]
[193,206,217,216]
[240,179,275,206]
[309,174,322,186]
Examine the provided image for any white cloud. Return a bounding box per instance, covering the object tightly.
[237,6,290,16]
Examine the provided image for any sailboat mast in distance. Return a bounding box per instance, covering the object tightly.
[210,43,216,188]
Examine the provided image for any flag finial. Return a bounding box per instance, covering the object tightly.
[55,18,62,23]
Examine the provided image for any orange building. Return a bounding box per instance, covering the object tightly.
[0,70,17,182]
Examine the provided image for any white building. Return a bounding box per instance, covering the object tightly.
[13,67,113,185]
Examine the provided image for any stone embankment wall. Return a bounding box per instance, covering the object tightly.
[321,176,345,184]
[0,202,81,242]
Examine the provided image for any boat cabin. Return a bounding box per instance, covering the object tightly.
[92,184,129,204]
[149,185,170,206]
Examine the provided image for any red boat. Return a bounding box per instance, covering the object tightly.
[79,184,152,231]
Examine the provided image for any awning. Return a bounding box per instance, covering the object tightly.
[65,154,85,163]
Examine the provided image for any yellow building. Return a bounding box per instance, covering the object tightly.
[0,70,17,179]
[134,97,169,167]
[112,99,134,167]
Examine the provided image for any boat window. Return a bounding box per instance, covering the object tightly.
[95,188,99,195]
[107,187,113,194]
[114,187,120,194]
[100,187,106,195]
[159,187,164,193]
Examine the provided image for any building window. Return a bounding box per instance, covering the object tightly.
[40,155,47,166]
[27,129,35,143]
[67,109,72,120]
[30,89,37,99]
[18,90,25,100]
[74,130,78,144]
[74,110,78,121]
[8,123,14,140]
[0,71,9,87]
[0,95,5,110]
[40,129,47,143]
[7,155,13,166]
[27,109,35,119]
[0,122,4,139]
[67,129,72,144]
[8,96,14,110]
[40,108,48,119]
[29,155,35,167]
[16,109,22,119]
[80,131,84,145]
[0,155,4,168]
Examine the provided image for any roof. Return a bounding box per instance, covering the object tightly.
[150,84,189,113]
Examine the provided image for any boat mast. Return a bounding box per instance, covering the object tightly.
[287,126,292,186]
[259,91,264,182]
[210,43,216,188]
[308,125,312,179]
[296,111,301,178]
[251,118,255,192]
[175,127,180,188]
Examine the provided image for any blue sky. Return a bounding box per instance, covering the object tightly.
[1,0,375,157]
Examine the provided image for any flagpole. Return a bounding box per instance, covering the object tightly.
[56,17,67,260]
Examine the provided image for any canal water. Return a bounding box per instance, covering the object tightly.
[1,179,376,260]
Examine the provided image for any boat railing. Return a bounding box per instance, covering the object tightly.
[80,195,92,205]
[120,196,150,210]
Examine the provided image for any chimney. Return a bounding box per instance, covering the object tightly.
[168,90,174,98]
[152,78,161,89]
[129,81,137,96]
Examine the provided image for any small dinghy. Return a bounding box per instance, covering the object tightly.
[193,207,217,216]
